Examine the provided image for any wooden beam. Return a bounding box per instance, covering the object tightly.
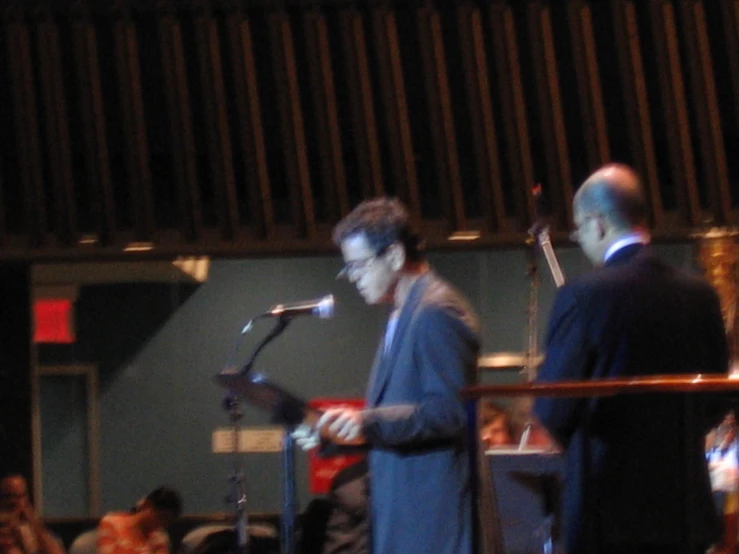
[609,0,664,229]
[113,6,155,240]
[417,2,465,231]
[71,6,117,246]
[457,3,505,232]
[7,15,46,247]
[192,1,240,239]
[526,1,573,228]
[37,14,77,245]
[303,6,349,222]
[567,0,610,168]
[650,0,702,226]
[371,3,420,223]
[268,2,316,237]
[489,2,536,229]
[338,5,385,200]
[678,0,731,224]
[226,5,275,238]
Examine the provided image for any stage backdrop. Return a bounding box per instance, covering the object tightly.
[33,242,698,515]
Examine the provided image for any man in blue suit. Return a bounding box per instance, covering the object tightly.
[534,164,729,554]
[305,197,481,554]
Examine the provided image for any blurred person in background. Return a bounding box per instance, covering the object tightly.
[479,400,513,449]
[97,486,182,554]
[0,474,64,554]
[706,411,739,554]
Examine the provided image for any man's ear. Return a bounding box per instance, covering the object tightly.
[595,215,607,240]
[387,243,406,271]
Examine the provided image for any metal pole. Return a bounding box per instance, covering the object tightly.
[281,427,297,554]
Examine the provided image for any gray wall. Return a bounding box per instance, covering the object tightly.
[35,242,701,515]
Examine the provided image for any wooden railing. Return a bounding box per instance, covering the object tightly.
[463,373,739,398]
[0,0,738,261]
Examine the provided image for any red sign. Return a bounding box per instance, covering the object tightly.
[33,299,75,343]
[307,397,366,494]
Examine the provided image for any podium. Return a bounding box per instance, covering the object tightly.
[485,449,563,554]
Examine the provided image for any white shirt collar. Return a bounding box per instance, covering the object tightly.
[604,233,650,262]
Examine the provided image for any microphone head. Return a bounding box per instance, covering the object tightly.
[314,294,334,319]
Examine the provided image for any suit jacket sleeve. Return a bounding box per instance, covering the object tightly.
[534,284,593,448]
[361,305,478,448]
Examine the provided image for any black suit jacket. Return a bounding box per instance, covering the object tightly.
[534,244,729,553]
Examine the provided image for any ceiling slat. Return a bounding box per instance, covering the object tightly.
[610,0,664,229]
[338,6,385,201]
[38,16,77,245]
[527,2,573,229]
[7,17,46,247]
[489,2,536,229]
[303,7,349,222]
[157,1,202,242]
[650,0,702,227]
[193,3,240,239]
[457,3,506,233]
[71,9,117,245]
[371,4,420,223]
[679,0,732,225]
[268,3,316,237]
[226,6,275,238]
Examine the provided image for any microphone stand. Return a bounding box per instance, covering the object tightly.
[518,193,565,450]
[220,316,294,554]
[238,317,291,376]
[222,392,250,554]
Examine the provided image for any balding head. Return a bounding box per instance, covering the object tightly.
[574,163,647,232]
[572,164,650,265]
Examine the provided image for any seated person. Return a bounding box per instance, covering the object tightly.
[300,458,369,554]
[479,401,514,449]
[97,486,182,554]
[707,412,739,510]
[0,473,64,554]
[510,397,557,450]
[706,411,739,554]
[323,458,369,554]
[0,512,23,554]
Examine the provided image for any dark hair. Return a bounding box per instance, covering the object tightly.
[332,197,425,263]
[146,486,183,518]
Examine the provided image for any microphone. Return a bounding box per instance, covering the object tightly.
[264,294,335,319]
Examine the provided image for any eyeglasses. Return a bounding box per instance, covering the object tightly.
[337,245,390,279]
[569,214,596,242]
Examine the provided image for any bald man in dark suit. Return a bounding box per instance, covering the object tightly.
[534,164,729,554]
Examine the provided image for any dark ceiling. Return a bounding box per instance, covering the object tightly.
[0,0,738,261]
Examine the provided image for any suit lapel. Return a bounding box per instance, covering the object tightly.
[366,272,433,406]
[365,332,388,404]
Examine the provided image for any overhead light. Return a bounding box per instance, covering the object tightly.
[123,241,154,252]
[78,234,98,246]
[448,230,481,242]
[172,256,211,283]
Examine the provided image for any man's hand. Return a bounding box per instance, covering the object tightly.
[291,424,320,451]
[317,407,366,445]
